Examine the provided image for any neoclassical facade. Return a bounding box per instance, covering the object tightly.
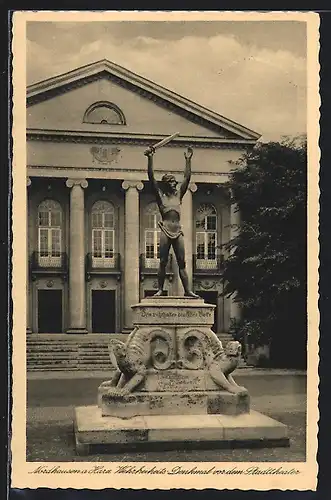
[26,59,260,335]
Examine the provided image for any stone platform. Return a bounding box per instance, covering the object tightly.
[74,406,289,456]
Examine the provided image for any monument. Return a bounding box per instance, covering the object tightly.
[143,140,199,298]
[74,135,289,455]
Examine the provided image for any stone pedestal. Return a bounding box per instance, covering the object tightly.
[74,297,289,454]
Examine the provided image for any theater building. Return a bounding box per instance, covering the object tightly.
[26,59,260,347]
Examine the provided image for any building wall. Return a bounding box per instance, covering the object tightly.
[27,176,233,334]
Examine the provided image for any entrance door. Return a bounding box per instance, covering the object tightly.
[197,290,218,332]
[92,290,116,333]
[38,289,63,333]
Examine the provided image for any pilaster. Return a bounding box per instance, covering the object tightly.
[122,180,144,330]
[66,178,88,333]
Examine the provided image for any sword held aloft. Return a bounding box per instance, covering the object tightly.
[144,132,180,155]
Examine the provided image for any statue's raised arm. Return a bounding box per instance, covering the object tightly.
[180,147,193,200]
[144,146,161,202]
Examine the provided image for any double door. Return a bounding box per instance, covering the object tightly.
[37,288,117,333]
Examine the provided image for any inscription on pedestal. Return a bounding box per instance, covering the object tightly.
[133,306,215,325]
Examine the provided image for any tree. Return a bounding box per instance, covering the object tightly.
[222,137,307,368]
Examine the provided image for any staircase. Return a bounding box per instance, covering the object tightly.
[27,334,125,372]
[27,333,243,372]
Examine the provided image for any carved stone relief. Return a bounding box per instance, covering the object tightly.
[179,331,205,370]
[149,329,175,370]
[194,279,222,291]
[90,146,122,164]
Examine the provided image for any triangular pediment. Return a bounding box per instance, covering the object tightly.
[27,59,261,143]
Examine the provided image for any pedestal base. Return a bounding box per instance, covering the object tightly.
[74,405,289,456]
[99,390,250,418]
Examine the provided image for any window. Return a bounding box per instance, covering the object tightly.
[144,203,161,268]
[195,204,218,269]
[37,200,62,267]
[83,102,126,125]
[91,201,116,267]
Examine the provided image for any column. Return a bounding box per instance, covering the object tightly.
[122,180,143,330]
[179,182,197,294]
[26,177,31,333]
[66,178,88,333]
[229,190,241,321]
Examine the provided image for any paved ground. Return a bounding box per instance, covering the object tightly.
[26,371,307,462]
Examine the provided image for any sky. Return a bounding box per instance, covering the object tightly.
[26,20,307,142]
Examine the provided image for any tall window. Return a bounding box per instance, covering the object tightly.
[38,199,62,267]
[195,204,218,269]
[144,203,161,268]
[91,201,116,268]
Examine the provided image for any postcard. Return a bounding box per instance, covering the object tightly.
[11,10,319,491]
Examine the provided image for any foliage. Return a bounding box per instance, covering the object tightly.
[222,137,307,368]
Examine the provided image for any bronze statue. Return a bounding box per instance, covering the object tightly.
[144,144,199,298]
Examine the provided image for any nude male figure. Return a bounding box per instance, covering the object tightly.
[144,145,199,298]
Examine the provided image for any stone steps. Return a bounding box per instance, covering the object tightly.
[26,333,241,372]
[27,334,116,371]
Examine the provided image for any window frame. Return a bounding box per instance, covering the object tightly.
[144,204,161,268]
[195,204,218,269]
[91,201,116,268]
[37,200,62,268]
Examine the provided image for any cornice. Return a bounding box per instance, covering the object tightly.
[27,164,230,177]
[28,72,101,106]
[26,129,254,150]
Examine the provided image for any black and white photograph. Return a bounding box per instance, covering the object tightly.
[11,11,319,491]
